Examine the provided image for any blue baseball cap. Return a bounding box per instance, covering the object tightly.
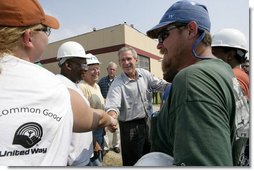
[147,0,211,38]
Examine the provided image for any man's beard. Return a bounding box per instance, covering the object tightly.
[162,65,177,82]
[161,49,177,82]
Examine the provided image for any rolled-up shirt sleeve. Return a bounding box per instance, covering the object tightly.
[146,71,169,92]
[105,69,170,121]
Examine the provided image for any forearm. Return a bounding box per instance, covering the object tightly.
[92,109,117,129]
[105,110,118,132]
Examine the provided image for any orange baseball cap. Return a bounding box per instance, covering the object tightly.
[0,0,59,29]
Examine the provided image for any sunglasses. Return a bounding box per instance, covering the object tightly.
[34,27,51,36]
[68,60,88,70]
[158,24,186,44]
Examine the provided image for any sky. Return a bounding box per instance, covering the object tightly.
[39,0,250,50]
[0,1,252,170]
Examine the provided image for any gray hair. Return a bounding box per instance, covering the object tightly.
[107,61,117,69]
[118,46,138,59]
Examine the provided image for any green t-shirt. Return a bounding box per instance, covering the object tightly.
[151,59,249,166]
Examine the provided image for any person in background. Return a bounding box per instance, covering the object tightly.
[98,62,121,155]
[241,59,249,75]
[146,0,249,166]
[105,46,169,166]
[0,0,117,166]
[212,28,250,99]
[98,62,118,99]
[56,41,94,166]
[78,55,105,166]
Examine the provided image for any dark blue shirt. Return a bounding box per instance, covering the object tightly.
[98,75,115,98]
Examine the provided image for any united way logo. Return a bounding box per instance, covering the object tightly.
[13,122,43,148]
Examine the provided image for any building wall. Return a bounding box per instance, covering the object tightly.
[42,24,163,79]
[123,25,163,78]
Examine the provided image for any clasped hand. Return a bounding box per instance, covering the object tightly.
[107,116,118,132]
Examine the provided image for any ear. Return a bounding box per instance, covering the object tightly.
[65,62,72,70]
[22,30,34,48]
[226,50,235,61]
[186,21,199,39]
[135,57,138,63]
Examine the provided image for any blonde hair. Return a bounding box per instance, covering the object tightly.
[202,30,212,46]
[0,24,43,56]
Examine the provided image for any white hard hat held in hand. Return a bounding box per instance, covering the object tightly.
[134,152,174,166]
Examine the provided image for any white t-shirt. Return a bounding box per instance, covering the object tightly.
[56,74,93,166]
[0,55,73,166]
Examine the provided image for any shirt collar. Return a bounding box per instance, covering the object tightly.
[121,69,142,84]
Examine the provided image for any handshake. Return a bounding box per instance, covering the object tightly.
[107,111,118,132]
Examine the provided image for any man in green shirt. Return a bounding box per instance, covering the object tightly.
[146,0,249,166]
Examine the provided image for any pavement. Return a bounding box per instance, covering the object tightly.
[103,149,122,166]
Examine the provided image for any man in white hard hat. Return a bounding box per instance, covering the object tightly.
[212,29,250,166]
[56,41,111,166]
[78,55,105,166]
[212,28,250,99]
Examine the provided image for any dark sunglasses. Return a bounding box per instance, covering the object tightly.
[34,27,51,36]
[68,60,88,70]
[158,24,186,43]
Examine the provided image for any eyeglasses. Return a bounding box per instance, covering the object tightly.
[157,24,186,44]
[87,66,100,72]
[34,27,51,36]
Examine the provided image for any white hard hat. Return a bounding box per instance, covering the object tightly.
[86,54,101,65]
[57,41,91,65]
[212,28,248,53]
[134,152,174,166]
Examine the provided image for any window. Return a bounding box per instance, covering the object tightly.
[136,55,150,71]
